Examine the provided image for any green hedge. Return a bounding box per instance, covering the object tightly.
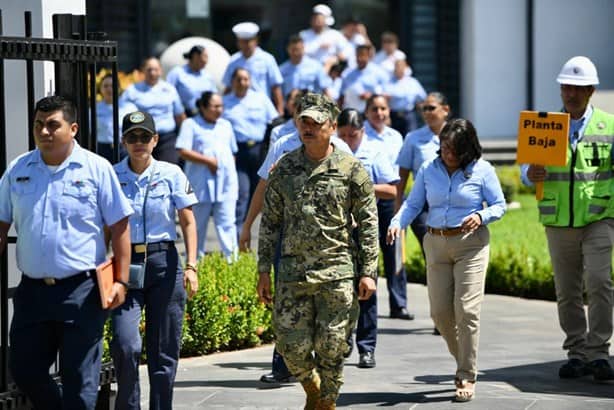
[103,252,273,361]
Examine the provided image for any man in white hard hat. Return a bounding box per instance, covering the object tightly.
[222,22,284,115]
[299,4,350,73]
[523,56,614,381]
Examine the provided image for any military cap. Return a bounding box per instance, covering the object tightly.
[122,111,156,135]
[232,22,260,39]
[297,92,340,124]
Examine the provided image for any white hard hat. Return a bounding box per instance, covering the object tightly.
[232,22,260,40]
[556,56,599,86]
[313,4,335,26]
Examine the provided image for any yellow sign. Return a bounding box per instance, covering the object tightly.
[516,111,569,166]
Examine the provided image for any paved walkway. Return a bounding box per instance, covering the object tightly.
[135,279,614,409]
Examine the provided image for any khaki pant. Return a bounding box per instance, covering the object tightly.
[545,219,614,361]
[273,279,358,402]
[424,226,490,381]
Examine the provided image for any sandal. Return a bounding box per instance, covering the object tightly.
[454,378,475,402]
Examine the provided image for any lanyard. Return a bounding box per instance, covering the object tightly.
[141,163,157,247]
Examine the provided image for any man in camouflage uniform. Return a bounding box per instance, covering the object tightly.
[257,93,379,410]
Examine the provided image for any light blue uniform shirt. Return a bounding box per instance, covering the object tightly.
[391,158,506,229]
[520,105,594,186]
[222,90,279,143]
[340,63,388,111]
[257,130,352,179]
[95,100,138,144]
[383,75,426,112]
[279,56,331,97]
[120,80,184,134]
[114,158,197,244]
[364,121,403,173]
[166,64,217,113]
[270,119,297,147]
[351,138,399,185]
[175,116,239,203]
[222,47,283,98]
[396,125,440,177]
[0,142,133,278]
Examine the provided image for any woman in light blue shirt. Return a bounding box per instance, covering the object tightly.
[111,110,198,410]
[95,74,137,162]
[176,91,239,262]
[388,119,505,403]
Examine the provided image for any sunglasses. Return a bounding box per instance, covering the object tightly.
[124,133,154,144]
[421,105,438,113]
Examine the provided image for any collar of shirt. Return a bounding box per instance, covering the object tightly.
[568,105,593,148]
[115,157,160,183]
[29,140,86,172]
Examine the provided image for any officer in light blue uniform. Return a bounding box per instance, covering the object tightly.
[0,95,133,409]
[166,45,218,116]
[223,67,279,235]
[95,73,138,162]
[339,44,388,112]
[383,58,427,136]
[222,22,284,115]
[363,94,414,321]
[121,57,186,165]
[112,111,198,410]
[177,91,239,261]
[337,108,399,369]
[279,34,332,97]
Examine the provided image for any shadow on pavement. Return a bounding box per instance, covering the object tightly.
[337,388,455,407]
[173,379,295,390]
[213,361,271,370]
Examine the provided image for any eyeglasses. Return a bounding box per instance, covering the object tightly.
[124,133,154,144]
[421,105,438,113]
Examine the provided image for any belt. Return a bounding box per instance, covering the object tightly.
[132,241,173,254]
[237,140,261,148]
[24,270,95,286]
[426,226,464,237]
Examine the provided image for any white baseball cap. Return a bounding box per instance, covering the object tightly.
[313,4,335,26]
[232,22,260,40]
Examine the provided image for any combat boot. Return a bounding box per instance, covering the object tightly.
[300,372,321,410]
[315,398,336,409]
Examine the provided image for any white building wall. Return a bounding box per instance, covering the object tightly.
[533,0,614,112]
[461,0,614,139]
[460,0,527,139]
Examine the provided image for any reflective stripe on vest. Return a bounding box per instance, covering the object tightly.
[545,170,613,181]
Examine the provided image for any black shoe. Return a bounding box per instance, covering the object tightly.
[559,359,590,379]
[589,359,614,382]
[390,307,415,320]
[358,352,376,368]
[433,327,441,336]
[344,339,354,359]
[260,371,296,383]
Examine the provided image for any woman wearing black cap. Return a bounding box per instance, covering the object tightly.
[167,45,218,117]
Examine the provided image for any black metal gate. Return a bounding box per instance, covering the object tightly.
[0,10,120,409]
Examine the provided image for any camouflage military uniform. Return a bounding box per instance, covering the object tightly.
[258,141,379,402]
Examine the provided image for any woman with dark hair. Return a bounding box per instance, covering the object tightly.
[166,45,217,116]
[95,74,137,162]
[176,91,239,262]
[387,118,506,402]
[363,94,413,322]
[337,108,398,369]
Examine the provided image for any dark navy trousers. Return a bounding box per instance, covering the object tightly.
[378,199,407,311]
[9,273,107,410]
[235,141,264,236]
[111,245,186,410]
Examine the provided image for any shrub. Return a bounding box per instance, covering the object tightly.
[103,252,274,361]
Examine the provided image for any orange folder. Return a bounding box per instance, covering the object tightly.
[96,258,116,309]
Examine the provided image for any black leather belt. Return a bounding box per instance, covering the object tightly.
[23,270,95,286]
[132,241,173,254]
[237,140,261,148]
